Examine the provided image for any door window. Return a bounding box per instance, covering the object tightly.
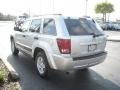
[29,19,42,33]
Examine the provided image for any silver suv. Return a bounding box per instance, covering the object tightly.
[10,14,107,78]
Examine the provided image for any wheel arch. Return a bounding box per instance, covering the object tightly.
[33,47,57,69]
[33,47,45,60]
[10,35,14,41]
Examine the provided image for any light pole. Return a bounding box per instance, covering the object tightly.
[29,8,30,17]
[85,0,88,16]
[52,0,54,13]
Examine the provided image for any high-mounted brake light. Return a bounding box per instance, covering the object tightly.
[57,39,71,54]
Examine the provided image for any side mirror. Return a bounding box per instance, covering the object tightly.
[14,27,22,32]
[29,29,35,32]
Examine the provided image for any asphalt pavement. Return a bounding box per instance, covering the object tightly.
[0,22,120,90]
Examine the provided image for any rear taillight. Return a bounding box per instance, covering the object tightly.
[57,39,71,54]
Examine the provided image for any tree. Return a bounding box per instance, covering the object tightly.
[95,2,114,22]
[0,12,16,21]
[0,13,4,21]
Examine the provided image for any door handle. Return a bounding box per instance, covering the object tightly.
[34,37,38,40]
[22,35,26,37]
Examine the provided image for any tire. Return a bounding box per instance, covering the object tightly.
[11,39,19,55]
[35,51,50,78]
[81,68,88,71]
[76,68,88,72]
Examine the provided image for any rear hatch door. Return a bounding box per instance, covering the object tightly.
[64,18,106,57]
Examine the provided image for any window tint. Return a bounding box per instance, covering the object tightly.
[29,19,42,33]
[21,20,31,32]
[64,18,103,36]
[43,18,56,35]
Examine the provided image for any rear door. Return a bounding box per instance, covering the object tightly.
[64,18,106,57]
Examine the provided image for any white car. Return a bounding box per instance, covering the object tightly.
[10,14,107,78]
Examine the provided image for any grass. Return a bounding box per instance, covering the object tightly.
[0,70,4,82]
[0,60,7,84]
[0,59,19,90]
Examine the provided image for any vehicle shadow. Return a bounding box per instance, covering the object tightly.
[7,53,120,90]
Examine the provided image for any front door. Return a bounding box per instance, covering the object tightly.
[15,20,31,53]
[24,19,42,55]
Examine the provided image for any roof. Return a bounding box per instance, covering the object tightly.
[26,14,92,20]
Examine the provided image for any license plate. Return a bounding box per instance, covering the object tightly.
[88,44,97,51]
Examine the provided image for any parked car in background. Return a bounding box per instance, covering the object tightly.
[14,16,27,28]
[99,23,107,30]
[99,22,120,31]
[10,14,107,78]
[112,22,120,30]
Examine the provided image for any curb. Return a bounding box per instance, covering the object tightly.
[107,39,120,42]
[107,35,120,42]
[0,55,22,90]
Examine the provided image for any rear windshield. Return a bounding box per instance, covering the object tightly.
[64,18,104,36]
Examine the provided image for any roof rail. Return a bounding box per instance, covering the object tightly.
[34,14,62,17]
[47,14,62,15]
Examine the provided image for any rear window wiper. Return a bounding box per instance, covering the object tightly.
[89,33,96,38]
[89,33,104,38]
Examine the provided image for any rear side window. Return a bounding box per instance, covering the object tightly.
[64,18,103,36]
[43,18,57,35]
[29,19,42,33]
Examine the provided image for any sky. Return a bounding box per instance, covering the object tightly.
[0,0,120,20]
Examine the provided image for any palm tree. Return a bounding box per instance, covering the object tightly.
[95,2,114,22]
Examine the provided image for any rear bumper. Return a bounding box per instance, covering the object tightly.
[49,52,107,71]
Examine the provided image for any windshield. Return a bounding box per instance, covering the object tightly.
[64,18,104,36]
